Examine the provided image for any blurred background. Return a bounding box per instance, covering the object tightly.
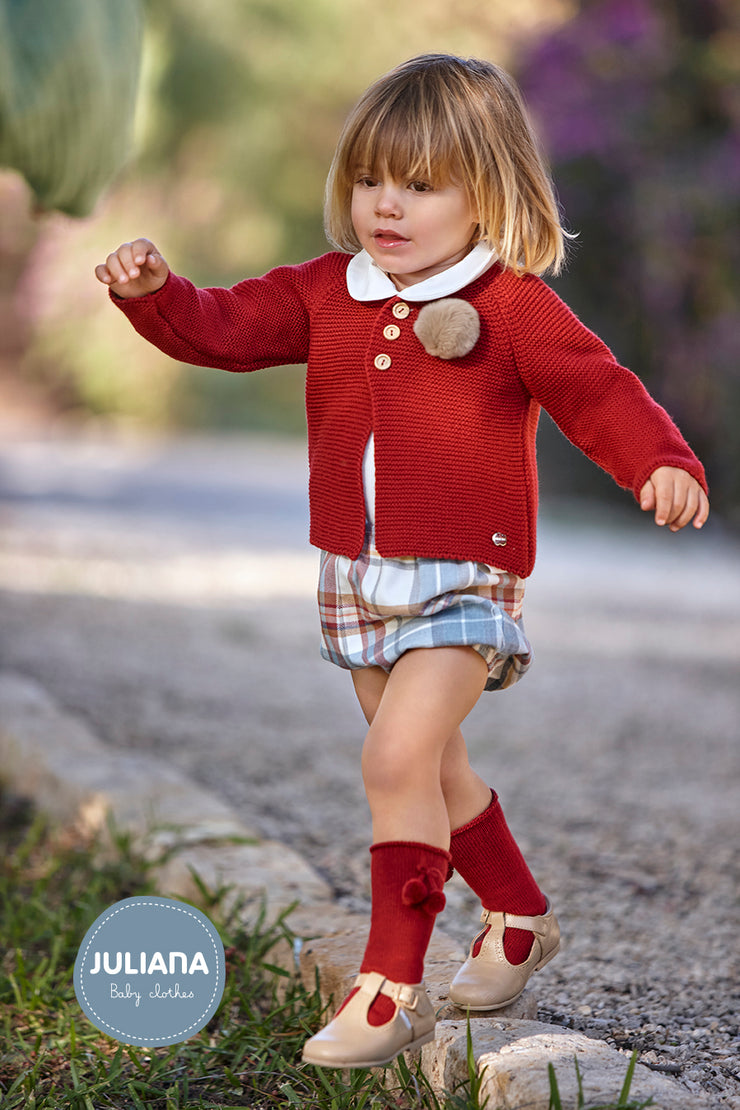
[2,9,739,1099]
[1,0,738,521]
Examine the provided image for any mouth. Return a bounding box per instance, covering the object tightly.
[373,229,410,248]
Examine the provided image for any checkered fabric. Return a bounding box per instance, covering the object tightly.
[318,525,532,692]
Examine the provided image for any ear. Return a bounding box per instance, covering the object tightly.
[413,298,480,359]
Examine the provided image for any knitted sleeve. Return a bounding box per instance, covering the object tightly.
[499,274,708,499]
[112,253,345,373]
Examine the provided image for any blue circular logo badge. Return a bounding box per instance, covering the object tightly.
[74,896,226,1046]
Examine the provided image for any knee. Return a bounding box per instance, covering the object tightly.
[361,728,435,798]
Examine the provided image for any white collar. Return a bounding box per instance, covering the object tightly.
[346,241,498,302]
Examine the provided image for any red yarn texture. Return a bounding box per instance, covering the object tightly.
[362,841,449,981]
[350,841,450,1026]
[115,253,706,579]
[450,792,546,965]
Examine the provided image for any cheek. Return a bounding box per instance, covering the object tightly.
[437,196,478,246]
[350,190,366,235]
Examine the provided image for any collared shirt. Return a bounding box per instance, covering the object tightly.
[350,244,500,524]
[346,242,498,303]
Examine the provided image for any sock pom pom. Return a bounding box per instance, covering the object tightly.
[413,298,480,359]
[402,877,428,904]
[423,889,447,914]
[402,865,447,915]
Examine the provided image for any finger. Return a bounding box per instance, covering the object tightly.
[639,479,656,513]
[144,250,167,275]
[668,485,699,532]
[131,238,158,266]
[117,241,145,281]
[95,262,114,285]
[693,489,710,530]
[103,248,131,285]
[653,477,676,526]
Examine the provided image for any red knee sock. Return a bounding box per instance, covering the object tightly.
[339,840,450,1027]
[450,791,546,965]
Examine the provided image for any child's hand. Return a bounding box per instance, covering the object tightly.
[95,239,169,298]
[639,466,709,531]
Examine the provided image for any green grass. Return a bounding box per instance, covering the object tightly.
[0,788,651,1109]
[547,1052,652,1110]
[0,789,454,1108]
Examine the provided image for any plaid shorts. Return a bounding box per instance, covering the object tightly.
[318,525,532,692]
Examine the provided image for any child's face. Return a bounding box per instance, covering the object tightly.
[350,169,478,290]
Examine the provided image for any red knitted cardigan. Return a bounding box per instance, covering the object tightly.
[114,251,707,578]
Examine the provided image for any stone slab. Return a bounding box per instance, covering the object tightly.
[0,671,331,917]
[0,672,252,844]
[424,1019,712,1110]
[155,838,332,919]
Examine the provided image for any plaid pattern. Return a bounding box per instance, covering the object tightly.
[318,526,532,692]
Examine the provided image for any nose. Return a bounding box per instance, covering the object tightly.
[374,181,403,217]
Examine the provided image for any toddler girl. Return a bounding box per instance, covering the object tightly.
[96,54,709,1070]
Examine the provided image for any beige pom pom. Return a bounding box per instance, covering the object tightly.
[413,298,480,359]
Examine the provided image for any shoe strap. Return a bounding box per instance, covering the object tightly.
[356,971,387,1002]
[355,972,421,1011]
[480,904,549,936]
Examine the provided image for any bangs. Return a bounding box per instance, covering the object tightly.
[324,54,569,274]
[341,92,465,188]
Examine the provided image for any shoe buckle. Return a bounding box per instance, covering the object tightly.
[393,983,419,1010]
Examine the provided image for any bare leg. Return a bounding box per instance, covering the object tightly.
[354,647,488,848]
[351,665,389,725]
[352,660,491,835]
[439,727,492,831]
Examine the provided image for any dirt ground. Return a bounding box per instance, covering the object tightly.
[1,429,738,1106]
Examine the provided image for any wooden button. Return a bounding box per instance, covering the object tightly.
[374,353,392,370]
[383,324,401,340]
[392,302,410,319]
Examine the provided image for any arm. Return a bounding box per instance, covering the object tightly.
[501,273,709,529]
[95,238,313,372]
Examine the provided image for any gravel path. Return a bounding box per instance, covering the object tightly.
[1,430,738,1107]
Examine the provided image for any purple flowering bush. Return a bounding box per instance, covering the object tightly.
[519,0,740,520]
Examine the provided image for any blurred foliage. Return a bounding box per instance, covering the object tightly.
[5,0,570,430]
[0,0,142,216]
[519,0,740,519]
[3,0,738,519]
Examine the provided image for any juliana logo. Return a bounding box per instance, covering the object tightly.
[74,896,225,1046]
[89,950,210,975]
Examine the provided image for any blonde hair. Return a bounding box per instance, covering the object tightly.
[324,54,570,277]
